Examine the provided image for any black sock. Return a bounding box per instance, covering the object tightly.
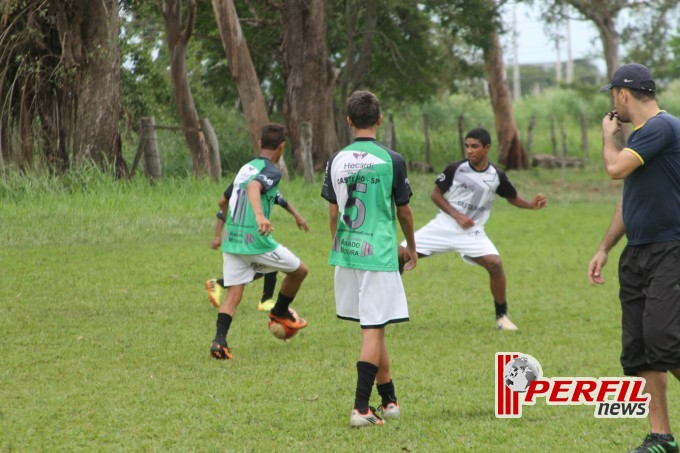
[355,361,379,411]
[495,301,508,319]
[651,433,675,441]
[271,293,294,317]
[376,380,397,406]
[262,272,277,302]
[214,313,232,344]
[217,278,225,288]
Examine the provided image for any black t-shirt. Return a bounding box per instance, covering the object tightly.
[622,111,680,245]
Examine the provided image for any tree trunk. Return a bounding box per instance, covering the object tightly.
[336,0,378,146]
[566,1,621,80]
[594,19,619,79]
[211,0,268,152]
[163,0,211,178]
[483,32,528,170]
[593,15,622,131]
[282,0,339,172]
[200,118,221,182]
[1,0,126,175]
[68,0,120,171]
[211,0,288,177]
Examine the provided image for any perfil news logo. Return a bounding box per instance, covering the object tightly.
[495,353,650,419]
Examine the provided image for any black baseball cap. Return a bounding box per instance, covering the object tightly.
[599,63,656,93]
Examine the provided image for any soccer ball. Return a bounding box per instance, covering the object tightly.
[268,319,299,340]
[268,309,301,340]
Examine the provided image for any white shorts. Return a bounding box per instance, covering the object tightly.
[402,219,499,265]
[222,245,301,286]
[334,267,409,328]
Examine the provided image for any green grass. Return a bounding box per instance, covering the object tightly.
[1,167,677,451]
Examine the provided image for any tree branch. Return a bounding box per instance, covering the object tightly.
[183,0,196,44]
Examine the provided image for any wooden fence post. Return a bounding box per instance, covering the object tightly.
[580,112,589,162]
[457,115,465,159]
[423,113,431,167]
[143,117,161,180]
[550,116,558,157]
[133,117,161,180]
[130,122,146,177]
[200,118,221,182]
[526,115,536,154]
[300,122,314,185]
[560,120,568,161]
[559,119,567,186]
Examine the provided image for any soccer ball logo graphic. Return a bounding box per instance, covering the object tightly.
[504,356,541,393]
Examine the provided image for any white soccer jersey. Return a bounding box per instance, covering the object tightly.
[433,160,517,230]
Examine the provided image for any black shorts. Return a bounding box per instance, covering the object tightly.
[619,241,680,375]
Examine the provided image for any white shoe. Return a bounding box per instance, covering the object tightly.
[496,315,518,331]
[381,402,400,420]
[350,407,384,427]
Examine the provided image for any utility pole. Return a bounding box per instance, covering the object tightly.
[555,37,562,83]
[512,4,521,100]
[555,5,563,84]
[566,12,574,84]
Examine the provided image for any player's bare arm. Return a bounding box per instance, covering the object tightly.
[588,198,625,285]
[328,203,339,239]
[211,194,229,249]
[602,112,642,179]
[506,194,548,210]
[396,204,417,271]
[211,213,225,249]
[285,202,310,232]
[430,185,474,229]
[246,180,272,236]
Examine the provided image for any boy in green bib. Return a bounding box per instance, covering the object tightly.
[210,123,308,360]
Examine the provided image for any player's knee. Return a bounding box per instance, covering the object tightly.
[484,256,503,274]
[295,261,309,280]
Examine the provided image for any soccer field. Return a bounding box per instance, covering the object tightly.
[2,169,677,451]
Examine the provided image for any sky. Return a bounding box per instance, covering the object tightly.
[500,2,606,74]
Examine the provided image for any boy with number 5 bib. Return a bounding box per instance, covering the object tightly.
[321,91,418,427]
